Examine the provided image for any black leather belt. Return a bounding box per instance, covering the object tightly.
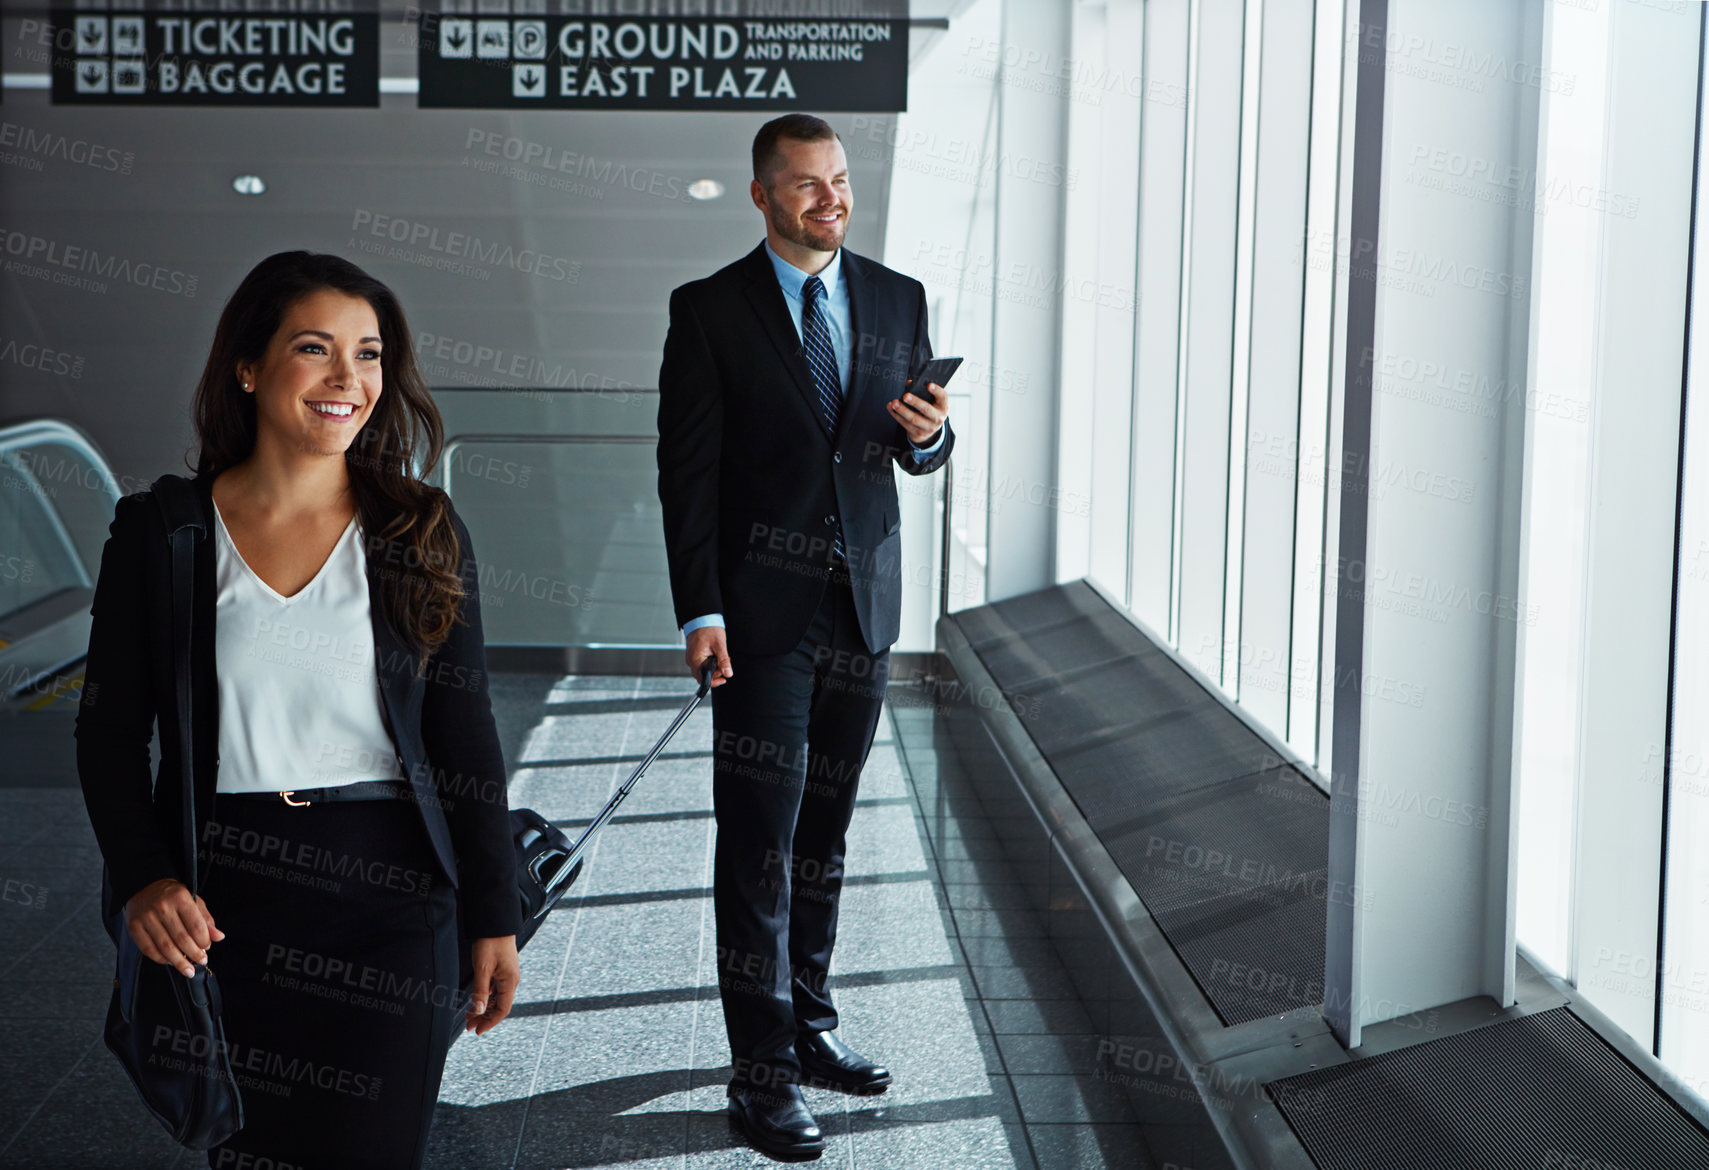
[223,779,413,806]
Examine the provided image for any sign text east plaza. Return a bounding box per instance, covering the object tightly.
[416,16,908,111]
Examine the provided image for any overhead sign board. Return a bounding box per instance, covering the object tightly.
[416,16,907,111]
[50,11,379,106]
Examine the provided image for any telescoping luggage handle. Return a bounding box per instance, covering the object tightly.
[531,657,716,902]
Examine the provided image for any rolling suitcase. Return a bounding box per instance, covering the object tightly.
[507,659,716,951]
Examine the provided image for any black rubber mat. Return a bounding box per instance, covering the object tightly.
[1019,654,1211,754]
[1093,766,1329,1023]
[1267,1007,1709,1169]
[974,606,1162,692]
[1045,706,1285,827]
[956,583,1329,1024]
[1104,767,1330,919]
[958,579,1115,648]
[1100,767,1331,1023]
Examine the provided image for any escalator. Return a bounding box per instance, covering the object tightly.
[0,418,123,785]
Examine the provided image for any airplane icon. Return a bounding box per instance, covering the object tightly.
[113,17,144,52]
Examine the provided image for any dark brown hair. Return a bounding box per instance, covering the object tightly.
[752,113,840,189]
[189,250,462,673]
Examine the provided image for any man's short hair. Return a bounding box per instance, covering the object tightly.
[752,113,841,189]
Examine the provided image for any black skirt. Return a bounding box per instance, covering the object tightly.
[197,788,462,1170]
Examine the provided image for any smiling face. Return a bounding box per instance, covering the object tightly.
[236,288,383,459]
[753,134,852,255]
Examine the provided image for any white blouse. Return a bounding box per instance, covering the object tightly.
[212,499,407,794]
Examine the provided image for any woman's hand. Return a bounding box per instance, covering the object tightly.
[465,935,519,1036]
[124,877,224,978]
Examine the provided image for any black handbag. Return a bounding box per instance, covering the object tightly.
[96,474,243,1149]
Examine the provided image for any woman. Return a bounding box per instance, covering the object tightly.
[75,250,520,1169]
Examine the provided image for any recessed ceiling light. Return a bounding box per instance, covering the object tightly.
[232,175,267,196]
[688,179,724,200]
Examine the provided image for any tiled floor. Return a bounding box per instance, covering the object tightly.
[423,673,1011,1169]
[0,673,1226,1169]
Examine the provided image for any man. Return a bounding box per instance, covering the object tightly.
[656,112,953,1160]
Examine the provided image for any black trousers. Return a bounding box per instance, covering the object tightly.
[711,564,889,1090]
[196,788,461,1170]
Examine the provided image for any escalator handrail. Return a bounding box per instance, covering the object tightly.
[0,416,121,622]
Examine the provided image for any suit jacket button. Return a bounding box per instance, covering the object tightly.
[834,451,842,463]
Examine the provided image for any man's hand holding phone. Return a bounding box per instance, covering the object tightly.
[888,355,959,445]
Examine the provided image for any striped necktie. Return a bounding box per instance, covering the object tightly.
[801,274,844,560]
[802,275,842,437]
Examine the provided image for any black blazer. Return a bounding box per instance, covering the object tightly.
[657,242,954,657]
[74,470,521,939]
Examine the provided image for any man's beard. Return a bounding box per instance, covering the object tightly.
[770,201,847,252]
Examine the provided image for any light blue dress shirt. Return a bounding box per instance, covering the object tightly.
[681,240,946,639]
[768,237,856,401]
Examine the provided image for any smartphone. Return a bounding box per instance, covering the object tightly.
[903,356,962,407]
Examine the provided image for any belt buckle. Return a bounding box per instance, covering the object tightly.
[280,790,311,807]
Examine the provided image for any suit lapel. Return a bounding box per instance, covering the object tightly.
[740,243,834,444]
[839,249,878,445]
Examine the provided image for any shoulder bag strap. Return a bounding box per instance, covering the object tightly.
[150,474,206,897]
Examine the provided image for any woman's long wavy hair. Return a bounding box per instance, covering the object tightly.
[190,251,462,672]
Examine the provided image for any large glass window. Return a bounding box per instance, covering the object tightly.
[1286,0,1347,764]
[1660,11,1709,1096]
[1662,235,1709,1102]
[1075,0,1350,766]
[880,0,1001,625]
[1512,0,1610,982]
[1510,0,1703,1083]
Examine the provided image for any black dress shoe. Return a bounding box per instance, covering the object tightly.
[727,1081,825,1161]
[797,1029,892,1094]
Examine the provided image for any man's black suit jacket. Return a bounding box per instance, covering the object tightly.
[657,242,954,658]
[74,471,521,940]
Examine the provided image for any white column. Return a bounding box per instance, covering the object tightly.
[1323,0,1544,1047]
